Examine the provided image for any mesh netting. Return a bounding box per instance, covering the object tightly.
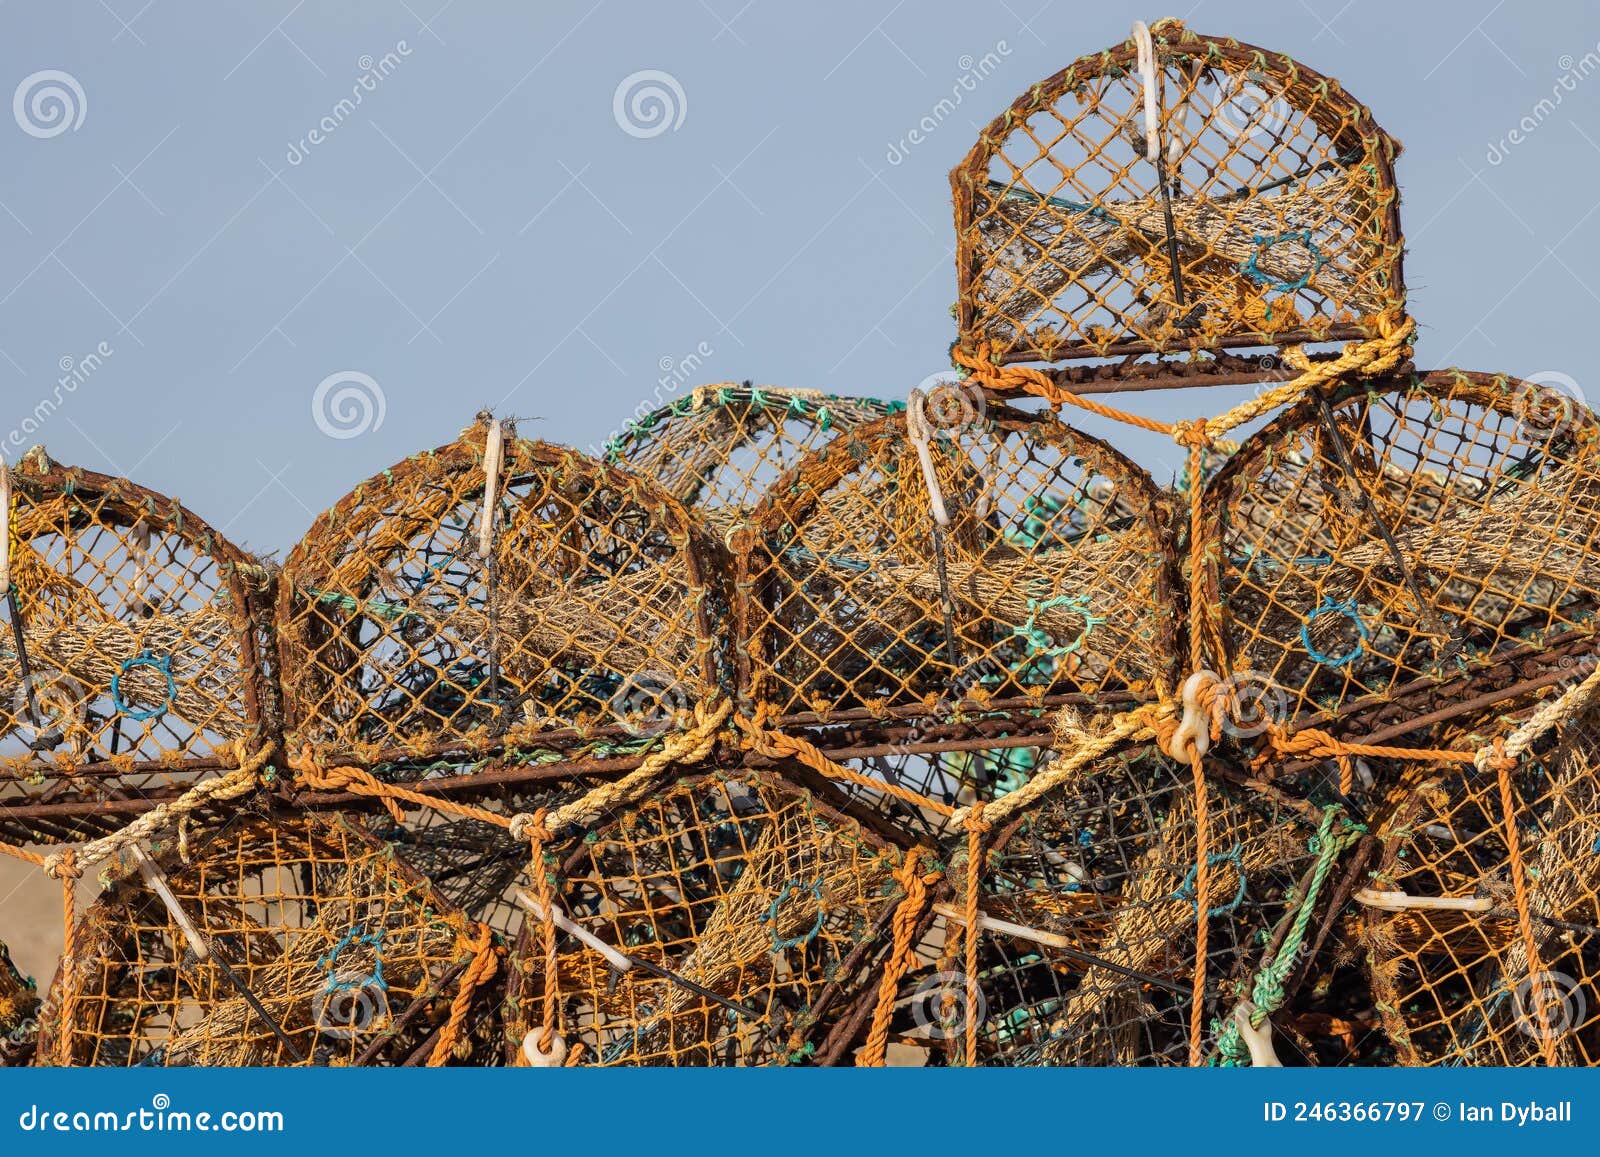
[603,384,900,530]
[884,750,1323,1066]
[277,421,725,764]
[0,935,37,1066]
[1204,371,1600,729]
[37,812,500,1067]
[740,403,1178,722]
[505,766,904,1066]
[952,20,1404,363]
[831,742,1054,841]
[1,449,268,843]
[1363,696,1600,1066]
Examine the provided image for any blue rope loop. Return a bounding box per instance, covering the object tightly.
[110,650,176,721]
[1300,596,1369,668]
[317,924,388,994]
[1173,845,1248,918]
[761,878,825,951]
[1009,593,1105,660]
[1239,230,1326,314]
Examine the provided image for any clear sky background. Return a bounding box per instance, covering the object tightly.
[0,0,1595,557]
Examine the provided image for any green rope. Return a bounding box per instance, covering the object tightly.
[1212,806,1364,1066]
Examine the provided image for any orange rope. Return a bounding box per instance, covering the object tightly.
[53,848,80,1067]
[962,802,989,1067]
[427,923,499,1067]
[291,747,509,828]
[1490,739,1558,1066]
[735,717,956,817]
[517,809,562,1055]
[1187,749,1211,1066]
[858,848,935,1067]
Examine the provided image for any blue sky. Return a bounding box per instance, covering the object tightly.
[0,0,1595,552]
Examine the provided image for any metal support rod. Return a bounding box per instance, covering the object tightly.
[5,585,45,733]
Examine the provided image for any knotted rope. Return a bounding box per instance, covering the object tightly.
[961,801,990,1066]
[858,846,937,1067]
[1214,805,1363,1065]
[734,715,955,818]
[41,738,273,880]
[427,922,500,1067]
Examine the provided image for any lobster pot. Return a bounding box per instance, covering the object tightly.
[0,936,38,1066]
[38,813,500,1067]
[604,385,899,530]
[505,767,906,1066]
[952,19,1404,365]
[1,450,268,842]
[1364,699,1600,1066]
[277,424,725,763]
[1204,371,1600,731]
[741,404,1177,723]
[908,750,1321,1066]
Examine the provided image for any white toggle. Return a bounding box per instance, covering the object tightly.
[477,418,504,560]
[521,1029,569,1067]
[515,887,634,973]
[1232,999,1282,1067]
[1131,21,1160,163]
[1353,888,1492,914]
[1167,670,1216,763]
[132,845,211,961]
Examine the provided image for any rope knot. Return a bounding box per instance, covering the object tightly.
[1170,420,1214,450]
[44,849,81,881]
[510,809,552,847]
